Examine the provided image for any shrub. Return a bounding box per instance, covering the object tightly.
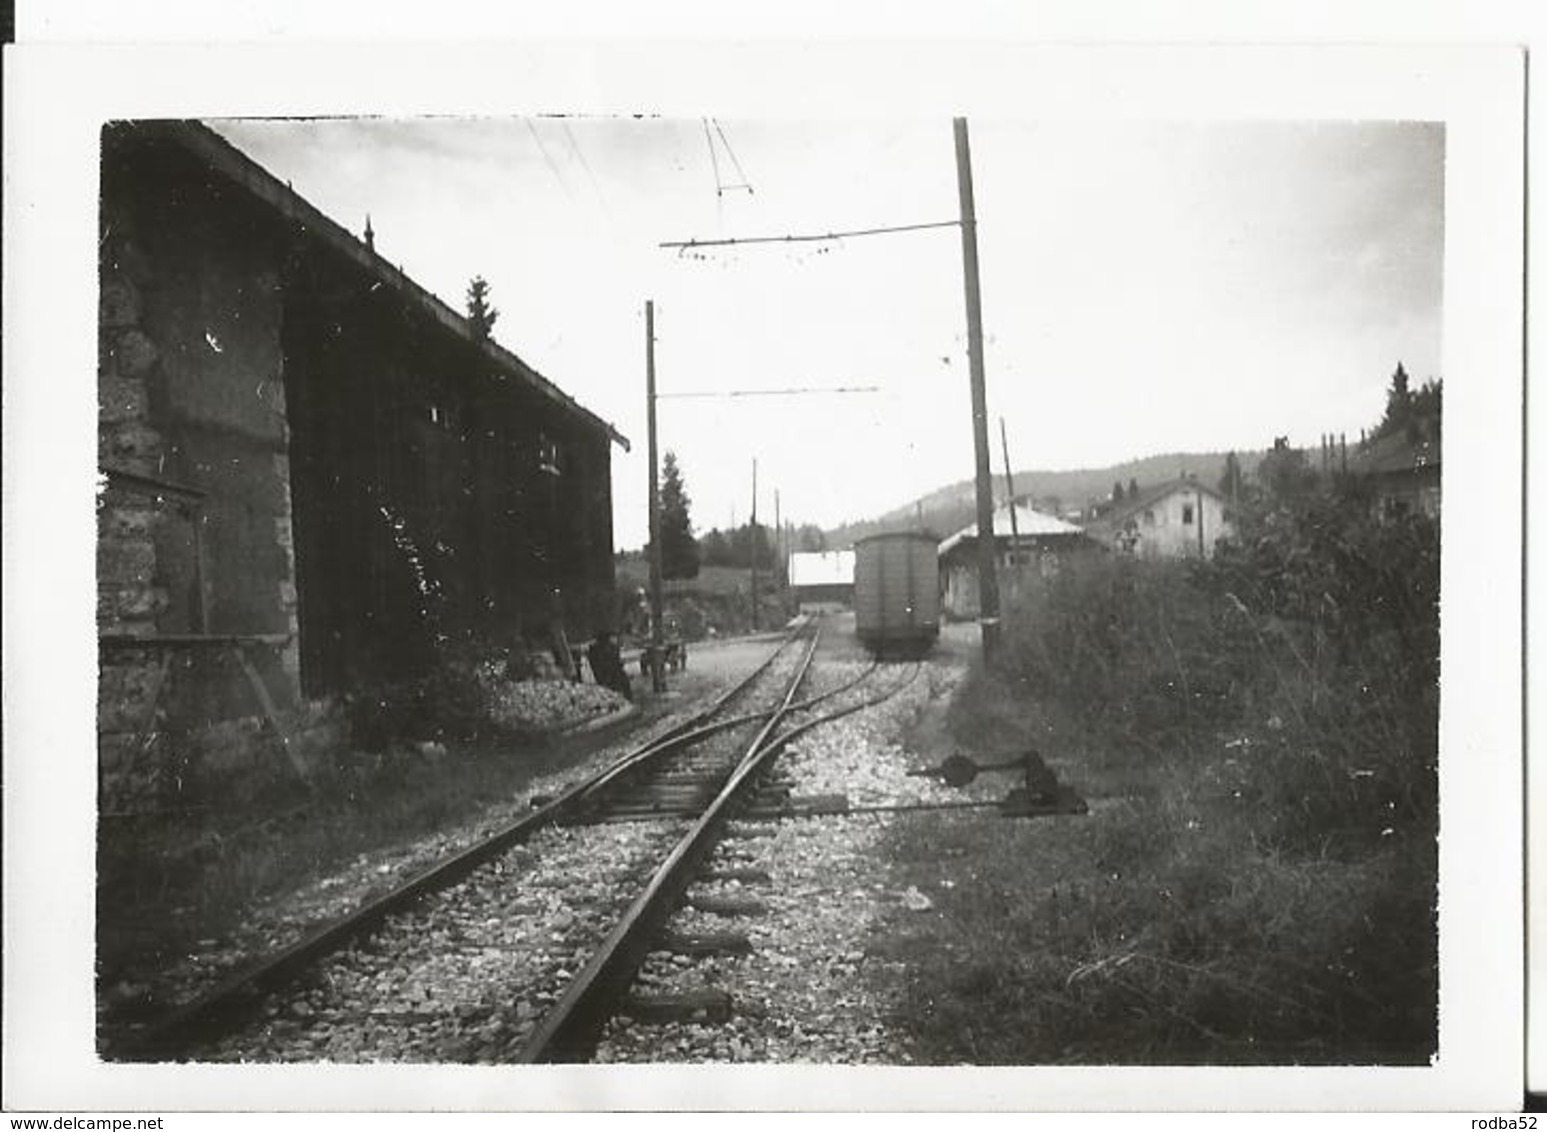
[992,491,1438,858]
[345,634,538,750]
[886,486,1439,1063]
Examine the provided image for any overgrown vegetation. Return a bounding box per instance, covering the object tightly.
[100,729,572,974]
[877,439,1439,1063]
[344,632,613,753]
[97,630,642,1022]
[615,558,792,640]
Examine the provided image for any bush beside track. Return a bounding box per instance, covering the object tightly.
[872,492,1439,1064]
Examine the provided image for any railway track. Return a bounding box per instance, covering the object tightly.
[519,657,921,1061]
[126,619,919,1063]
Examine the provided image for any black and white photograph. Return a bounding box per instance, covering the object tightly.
[3,34,1527,1115]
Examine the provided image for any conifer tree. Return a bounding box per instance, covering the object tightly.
[659,451,700,579]
[466,276,499,341]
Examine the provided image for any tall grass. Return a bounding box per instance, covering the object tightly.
[879,497,1439,1063]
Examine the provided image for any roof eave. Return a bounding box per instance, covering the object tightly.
[158,121,630,450]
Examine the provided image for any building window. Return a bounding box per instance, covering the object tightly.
[1143,508,1156,527]
[538,433,561,476]
[1182,502,1195,525]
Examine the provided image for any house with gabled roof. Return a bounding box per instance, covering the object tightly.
[1346,426,1441,521]
[1087,476,1231,560]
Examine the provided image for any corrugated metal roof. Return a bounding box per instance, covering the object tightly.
[789,551,855,587]
[938,502,1083,556]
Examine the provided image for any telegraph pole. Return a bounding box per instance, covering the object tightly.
[1197,486,1206,559]
[774,488,783,586]
[1000,416,1021,548]
[645,300,665,693]
[955,117,1001,662]
[749,459,760,631]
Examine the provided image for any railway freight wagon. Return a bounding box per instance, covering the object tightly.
[853,531,940,656]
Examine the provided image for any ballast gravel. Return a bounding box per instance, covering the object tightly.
[203,819,690,1063]
[183,640,819,1063]
[595,656,975,1064]
[129,634,986,1066]
[113,665,759,1050]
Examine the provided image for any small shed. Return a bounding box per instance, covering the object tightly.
[788,550,855,612]
[938,502,1094,619]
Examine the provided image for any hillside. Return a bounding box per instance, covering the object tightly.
[826,449,1264,546]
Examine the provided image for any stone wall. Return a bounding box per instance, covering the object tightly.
[97,128,304,812]
[98,201,173,809]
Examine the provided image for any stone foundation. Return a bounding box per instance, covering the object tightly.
[97,171,309,814]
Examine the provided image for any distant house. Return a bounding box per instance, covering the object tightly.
[1346,426,1441,520]
[788,550,856,612]
[1089,478,1231,560]
[938,501,1095,619]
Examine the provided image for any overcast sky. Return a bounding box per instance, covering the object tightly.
[209,117,1444,549]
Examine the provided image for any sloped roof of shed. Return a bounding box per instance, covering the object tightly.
[789,551,855,587]
[938,501,1084,556]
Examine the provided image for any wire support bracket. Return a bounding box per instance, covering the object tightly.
[659,218,961,251]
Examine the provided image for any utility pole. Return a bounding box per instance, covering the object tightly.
[955,117,1001,662]
[749,459,760,632]
[1197,486,1206,559]
[774,488,783,587]
[999,416,1021,548]
[645,300,665,693]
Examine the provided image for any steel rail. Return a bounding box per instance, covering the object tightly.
[516,645,917,1062]
[620,619,806,757]
[516,628,824,1061]
[127,624,809,1060]
[738,662,923,770]
[574,656,876,804]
